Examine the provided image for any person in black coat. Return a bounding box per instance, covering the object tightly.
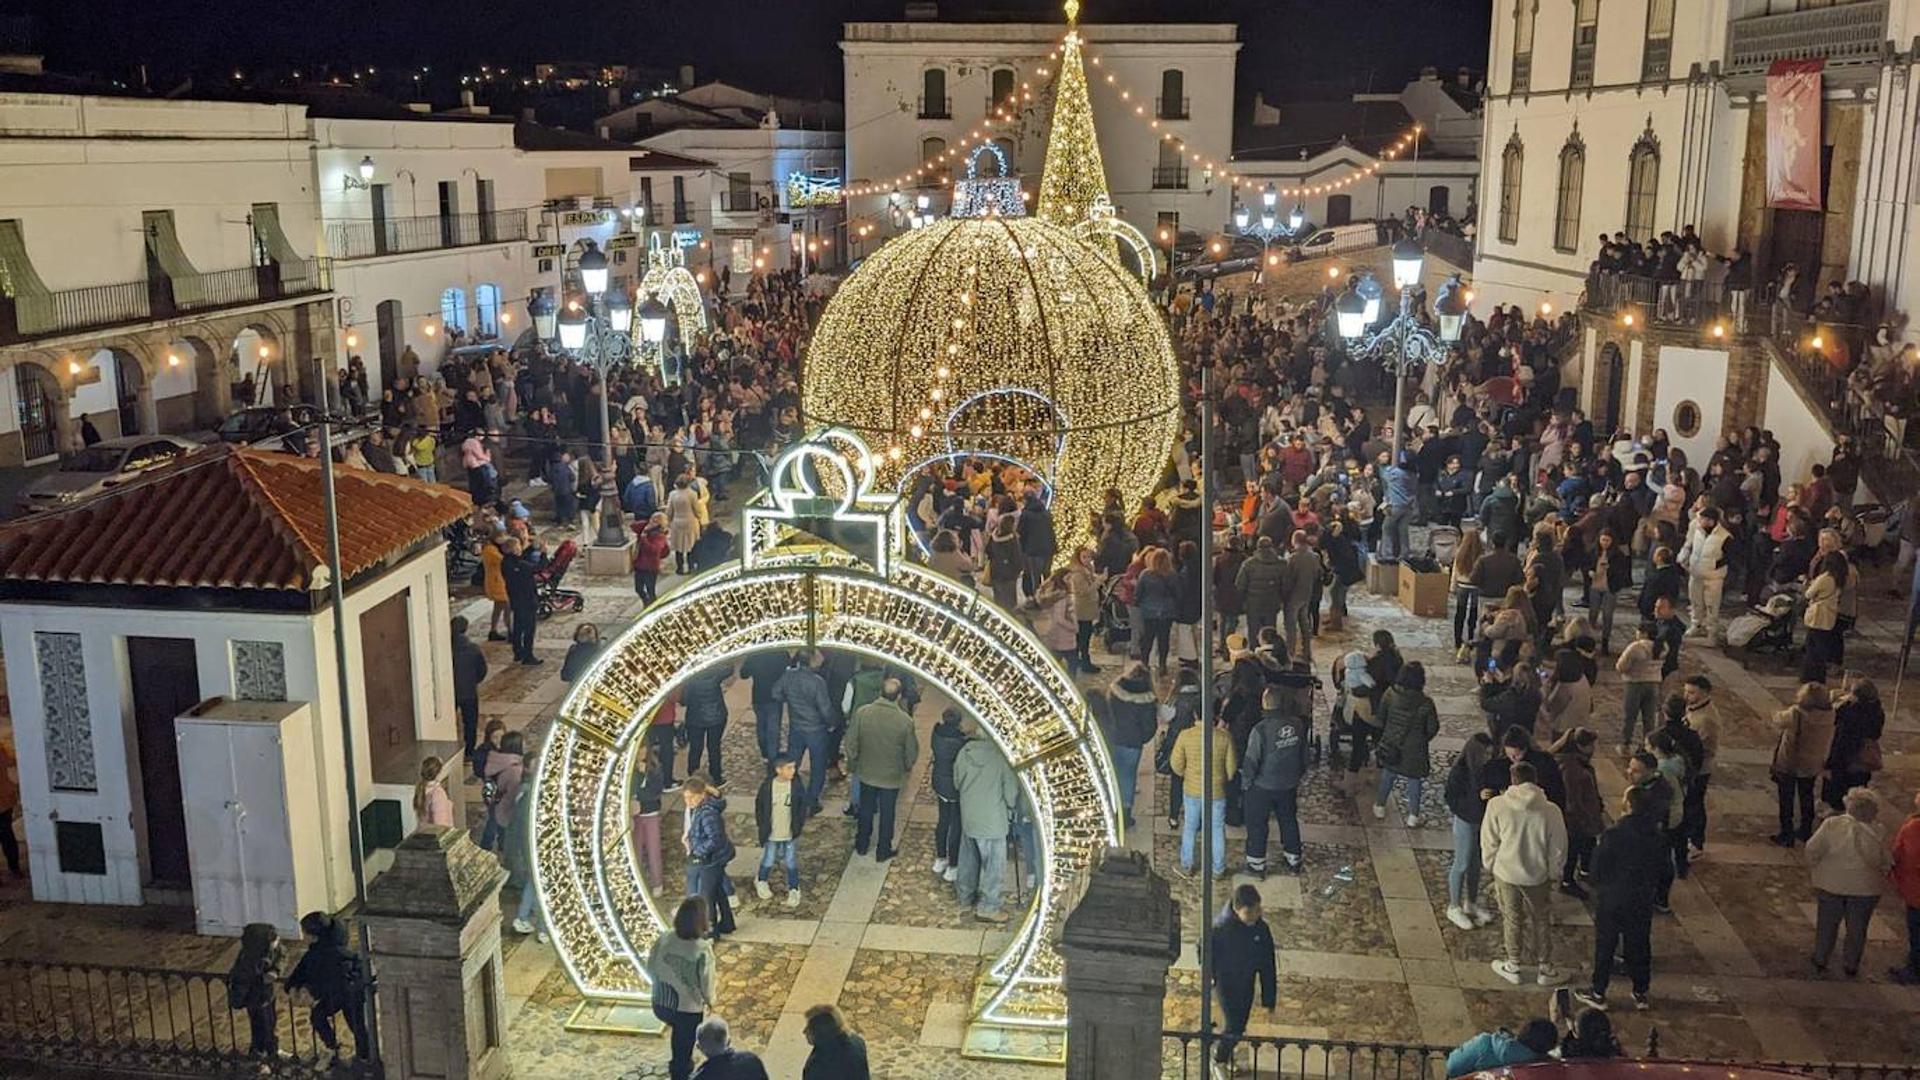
[450,615,489,761]
[1637,547,1684,619]
[802,1004,871,1080]
[1017,493,1058,599]
[500,539,542,665]
[1577,785,1668,1011]
[287,912,371,1062]
[929,708,969,874]
[1209,884,1277,1067]
[681,666,733,786]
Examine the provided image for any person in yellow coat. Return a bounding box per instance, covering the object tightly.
[1170,713,1239,879]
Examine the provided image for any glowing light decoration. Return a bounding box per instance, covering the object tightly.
[532,430,1119,1063]
[1035,0,1109,228]
[950,144,1026,219]
[800,194,1179,566]
[632,232,708,353]
[1071,193,1158,284]
[784,171,842,208]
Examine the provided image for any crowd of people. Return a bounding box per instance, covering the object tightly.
[305,234,1920,1078]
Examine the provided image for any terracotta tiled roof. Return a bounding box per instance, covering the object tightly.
[0,445,471,592]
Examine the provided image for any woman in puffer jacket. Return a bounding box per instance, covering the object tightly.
[1097,661,1159,828]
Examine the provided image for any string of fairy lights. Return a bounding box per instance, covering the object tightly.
[842,34,1425,205]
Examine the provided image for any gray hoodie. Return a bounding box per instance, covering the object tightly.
[1242,706,1308,793]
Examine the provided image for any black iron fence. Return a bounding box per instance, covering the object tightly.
[1161,1030,1920,1080]
[0,957,374,1078]
[0,259,332,344]
[1153,165,1191,190]
[326,209,528,259]
[1157,95,1191,120]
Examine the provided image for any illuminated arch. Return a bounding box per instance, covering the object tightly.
[633,233,710,349]
[531,430,1118,1063]
[1072,194,1158,284]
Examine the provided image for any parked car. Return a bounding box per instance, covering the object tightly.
[1286,222,1383,263]
[16,435,201,513]
[211,404,319,451]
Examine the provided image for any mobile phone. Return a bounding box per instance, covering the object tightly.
[1553,987,1572,1016]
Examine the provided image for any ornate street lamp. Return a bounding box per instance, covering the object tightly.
[528,290,557,341]
[577,241,610,297]
[636,295,670,351]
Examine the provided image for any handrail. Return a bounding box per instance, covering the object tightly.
[0,258,332,344]
[0,955,374,1078]
[326,208,528,260]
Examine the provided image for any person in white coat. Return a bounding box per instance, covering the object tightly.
[1482,760,1570,986]
[1677,507,1731,642]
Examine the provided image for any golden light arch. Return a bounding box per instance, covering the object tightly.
[530,430,1120,1062]
[1072,194,1158,285]
[632,233,710,350]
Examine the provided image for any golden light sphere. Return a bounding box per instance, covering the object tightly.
[802,213,1181,565]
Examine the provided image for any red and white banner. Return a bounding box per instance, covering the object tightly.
[1766,58,1824,211]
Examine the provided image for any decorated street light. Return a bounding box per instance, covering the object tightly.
[528,290,557,340]
[1434,274,1468,343]
[577,241,610,297]
[1261,182,1278,211]
[1357,271,1383,325]
[1391,236,1426,289]
[605,287,633,334]
[556,299,588,351]
[1288,203,1305,232]
[1334,286,1369,340]
[636,295,670,350]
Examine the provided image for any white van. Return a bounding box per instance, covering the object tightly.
[1289,222,1383,262]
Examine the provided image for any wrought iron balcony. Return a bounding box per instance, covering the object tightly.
[1152,165,1190,190]
[1511,52,1532,93]
[719,191,762,214]
[1726,0,1888,75]
[1156,96,1189,120]
[918,95,951,120]
[1642,36,1672,82]
[0,259,332,344]
[326,209,527,260]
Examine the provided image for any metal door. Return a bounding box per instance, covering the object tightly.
[15,363,57,460]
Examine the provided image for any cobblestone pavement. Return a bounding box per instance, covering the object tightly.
[4,514,1920,1078]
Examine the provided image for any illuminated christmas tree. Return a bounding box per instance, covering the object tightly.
[1035,0,1110,229]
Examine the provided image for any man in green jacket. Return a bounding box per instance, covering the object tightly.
[846,677,919,861]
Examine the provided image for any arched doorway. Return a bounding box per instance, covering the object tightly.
[534,432,1111,1062]
[231,325,278,409]
[1428,184,1451,216]
[1326,194,1353,226]
[173,335,225,427]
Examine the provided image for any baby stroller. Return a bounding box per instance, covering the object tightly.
[1728,591,1800,657]
[1098,576,1133,653]
[535,540,587,620]
[444,519,481,585]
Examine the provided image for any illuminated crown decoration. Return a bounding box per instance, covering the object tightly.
[951,142,1027,219]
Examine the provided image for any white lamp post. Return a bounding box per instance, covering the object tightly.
[636,295,670,350]
[1261,182,1278,211]
[605,288,633,334]
[556,301,588,351]
[528,291,557,341]
[1288,203,1305,232]
[1334,287,1369,340]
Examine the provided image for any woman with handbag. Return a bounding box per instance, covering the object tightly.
[648,897,717,1080]
[1823,678,1884,812]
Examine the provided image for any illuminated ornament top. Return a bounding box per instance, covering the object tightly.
[950,143,1027,219]
[632,231,709,351]
[1035,0,1109,228]
[800,199,1180,567]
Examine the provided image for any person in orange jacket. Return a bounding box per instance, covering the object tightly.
[1890,792,1920,985]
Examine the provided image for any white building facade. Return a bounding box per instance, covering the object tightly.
[638,125,847,281]
[1472,0,1919,483]
[840,17,1238,242]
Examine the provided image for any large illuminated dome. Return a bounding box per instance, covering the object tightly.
[801,209,1181,564]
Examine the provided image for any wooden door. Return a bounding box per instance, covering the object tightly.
[127,636,200,887]
[375,300,402,394]
[1599,344,1626,436]
[1326,195,1352,226]
[360,590,417,781]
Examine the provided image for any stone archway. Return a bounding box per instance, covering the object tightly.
[166,333,226,428]
[531,431,1113,1063]
[230,322,282,409]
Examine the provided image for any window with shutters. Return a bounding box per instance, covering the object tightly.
[1554,134,1586,253]
[1624,129,1661,242]
[1643,0,1675,81]
[1570,0,1599,89]
[1511,0,1537,92]
[1498,135,1524,243]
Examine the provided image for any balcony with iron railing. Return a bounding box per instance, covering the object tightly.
[325,208,527,260]
[918,95,951,119]
[672,200,694,224]
[0,258,332,345]
[719,190,763,214]
[1156,95,1189,120]
[1152,165,1190,190]
[1726,0,1888,76]
[1571,36,1597,88]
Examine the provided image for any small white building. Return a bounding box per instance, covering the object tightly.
[637,123,848,280]
[0,445,469,914]
[1231,72,1481,234]
[840,8,1238,244]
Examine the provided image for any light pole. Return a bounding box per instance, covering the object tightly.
[535,238,632,546]
[1334,242,1465,467]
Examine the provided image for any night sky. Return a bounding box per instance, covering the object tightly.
[24,0,1490,109]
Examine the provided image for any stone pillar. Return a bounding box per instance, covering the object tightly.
[362,826,511,1080]
[1059,847,1180,1080]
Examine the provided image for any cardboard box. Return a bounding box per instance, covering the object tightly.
[1397,560,1449,618]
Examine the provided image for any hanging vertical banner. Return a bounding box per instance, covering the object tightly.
[1766,58,1824,211]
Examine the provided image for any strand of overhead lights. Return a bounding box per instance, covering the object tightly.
[1074,43,1425,198]
[843,42,1067,199]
